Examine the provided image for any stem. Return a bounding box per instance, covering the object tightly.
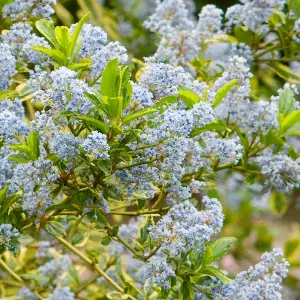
[254,43,280,59]
[0,258,44,300]
[107,224,139,256]
[144,245,161,261]
[114,159,157,170]
[109,207,169,216]
[75,257,117,295]
[0,259,22,283]
[48,234,124,293]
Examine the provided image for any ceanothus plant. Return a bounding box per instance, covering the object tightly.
[0,0,300,299]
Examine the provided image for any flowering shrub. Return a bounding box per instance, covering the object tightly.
[0,0,300,299]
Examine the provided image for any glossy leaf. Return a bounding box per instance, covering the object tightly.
[212,79,238,108]
[69,12,90,59]
[178,85,201,108]
[211,237,237,262]
[278,87,294,117]
[123,108,157,124]
[35,19,59,48]
[269,62,300,84]
[190,119,229,137]
[101,58,119,98]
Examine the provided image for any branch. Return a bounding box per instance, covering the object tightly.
[47,233,125,294]
[0,258,44,300]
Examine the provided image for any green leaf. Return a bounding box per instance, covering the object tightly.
[101,58,119,98]
[190,119,229,137]
[291,0,300,18]
[210,237,237,262]
[234,26,255,45]
[21,274,49,283]
[202,266,231,284]
[212,79,238,108]
[71,232,89,246]
[29,131,40,160]
[278,88,294,117]
[123,108,157,124]
[46,221,66,237]
[69,265,80,284]
[104,96,123,118]
[285,239,300,258]
[178,86,201,108]
[101,236,112,245]
[8,144,31,154]
[110,225,119,237]
[68,114,109,134]
[32,46,66,65]
[0,90,18,100]
[189,248,203,268]
[0,185,9,206]
[283,122,300,136]
[45,203,77,213]
[179,281,194,300]
[153,95,177,109]
[8,153,30,163]
[55,26,70,52]
[35,19,59,48]
[282,110,300,133]
[269,62,300,84]
[0,0,13,8]
[69,12,90,59]
[68,61,92,71]
[269,191,288,216]
[263,129,284,146]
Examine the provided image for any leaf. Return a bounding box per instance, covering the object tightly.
[291,0,300,18]
[21,274,49,283]
[32,46,66,65]
[210,237,237,262]
[269,62,300,84]
[46,221,66,237]
[285,239,300,258]
[45,203,77,213]
[190,119,229,137]
[8,153,30,163]
[69,12,90,59]
[71,232,89,247]
[0,0,13,8]
[68,61,92,71]
[29,131,40,160]
[101,58,119,98]
[68,114,109,133]
[263,129,284,146]
[282,110,300,133]
[278,88,294,117]
[234,26,255,45]
[179,281,194,300]
[123,108,157,124]
[105,96,123,118]
[55,26,70,52]
[178,86,201,108]
[153,95,177,109]
[35,19,59,48]
[0,90,18,100]
[283,123,300,136]
[202,266,231,284]
[269,191,288,216]
[212,79,238,108]
[0,185,9,205]
[101,236,112,245]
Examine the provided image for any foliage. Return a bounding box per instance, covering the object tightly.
[0,0,300,299]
